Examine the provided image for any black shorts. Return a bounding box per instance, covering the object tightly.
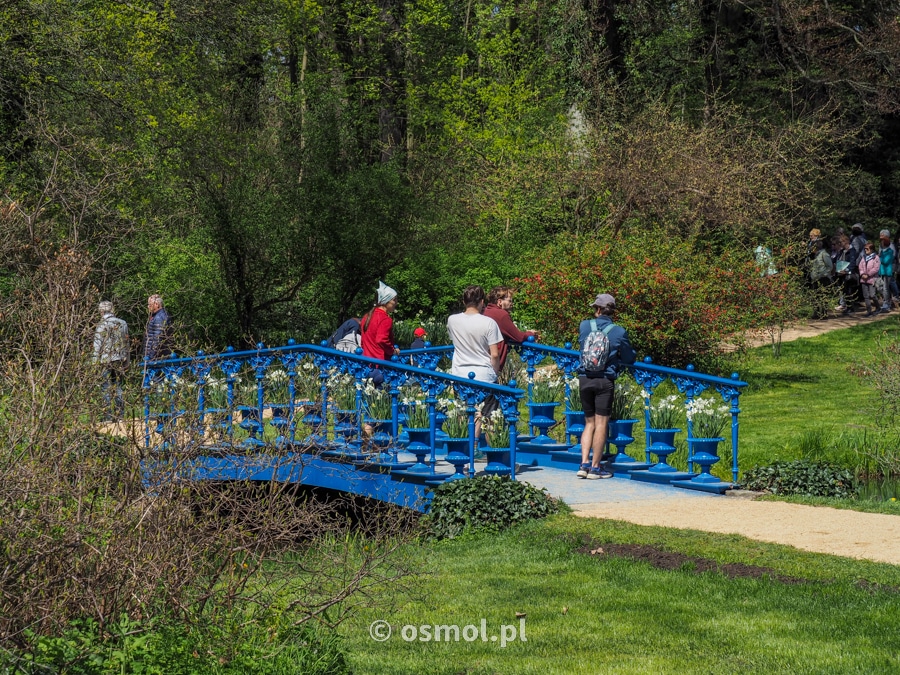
[480,394,500,417]
[579,376,614,417]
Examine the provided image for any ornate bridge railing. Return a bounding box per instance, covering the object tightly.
[141,337,747,503]
[513,338,748,486]
[141,342,524,508]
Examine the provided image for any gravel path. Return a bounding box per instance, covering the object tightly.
[520,467,900,565]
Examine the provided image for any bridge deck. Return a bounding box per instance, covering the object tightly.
[517,464,719,506]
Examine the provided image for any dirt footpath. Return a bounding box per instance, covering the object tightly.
[737,307,897,349]
[572,497,900,566]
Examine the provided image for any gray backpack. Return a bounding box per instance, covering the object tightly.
[580,320,615,376]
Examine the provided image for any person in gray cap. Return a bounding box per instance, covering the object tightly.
[576,293,635,479]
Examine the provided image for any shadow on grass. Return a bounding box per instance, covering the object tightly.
[742,372,822,392]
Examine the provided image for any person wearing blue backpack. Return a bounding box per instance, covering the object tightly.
[576,293,636,480]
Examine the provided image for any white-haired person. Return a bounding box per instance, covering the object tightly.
[144,294,172,361]
[93,301,130,421]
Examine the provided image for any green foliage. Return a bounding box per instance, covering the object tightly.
[742,460,855,499]
[12,614,348,675]
[422,476,563,540]
[516,231,798,369]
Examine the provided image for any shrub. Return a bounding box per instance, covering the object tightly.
[742,460,855,498]
[8,614,348,675]
[515,232,804,368]
[422,476,564,540]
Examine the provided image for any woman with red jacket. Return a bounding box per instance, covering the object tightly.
[360,282,400,381]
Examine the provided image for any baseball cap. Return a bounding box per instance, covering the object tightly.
[590,293,616,309]
[413,327,427,338]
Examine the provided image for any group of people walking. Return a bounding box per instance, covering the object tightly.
[807,224,900,318]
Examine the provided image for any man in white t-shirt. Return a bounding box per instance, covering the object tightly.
[447,285,503,382]
[447,286,504,440]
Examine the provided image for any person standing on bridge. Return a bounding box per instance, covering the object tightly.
[577,293,635,480]
[447,285,504,438]
[483,286,538,382]
[360,281,400,386]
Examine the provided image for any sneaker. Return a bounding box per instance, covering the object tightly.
[576,463,590,478]
[587,467,613,480]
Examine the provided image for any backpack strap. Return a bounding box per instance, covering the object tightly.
[590,319,598,332]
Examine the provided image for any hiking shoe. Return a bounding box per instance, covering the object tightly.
[576,463,591,478]
[587,467,613,480]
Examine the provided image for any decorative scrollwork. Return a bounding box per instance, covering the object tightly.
[190,358,213,383]
[549,352,580,376]
[415,351,445,371]
[715,385,742,403]
[672,375,709,397]
[279,351,303,374]
[517,343,546,369]
[632,367,666,394]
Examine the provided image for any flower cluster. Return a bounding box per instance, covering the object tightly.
[481,408,509,449]
[361,379,392,420]
[648,394,683,430]
[327,372,357,411]
[264,367,290,403]
[401,385,430,429]
[295,358,320,403]
[438,397,469,438]
[685,396,730,439]
[611,375,642,421]
[205,376,229,409]
[530,368,563,403]
[565,376,582,411]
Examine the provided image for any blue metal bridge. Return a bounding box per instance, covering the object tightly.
[142,339,747,512]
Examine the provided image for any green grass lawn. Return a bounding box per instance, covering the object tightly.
[341,514,900,674]
[732,318,900,472]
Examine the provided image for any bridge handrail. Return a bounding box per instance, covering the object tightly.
[513,338,748,482]
[142,336,748,483]
[142,341,524,479]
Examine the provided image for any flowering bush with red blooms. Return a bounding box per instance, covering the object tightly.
[515,234,801,368]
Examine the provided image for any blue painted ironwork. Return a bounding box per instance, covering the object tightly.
[142,337,746,506]
[142,342,525,507]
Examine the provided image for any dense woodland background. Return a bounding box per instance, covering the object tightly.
[2,0,899,359]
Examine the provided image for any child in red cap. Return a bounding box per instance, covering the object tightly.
[411,327,427,350]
